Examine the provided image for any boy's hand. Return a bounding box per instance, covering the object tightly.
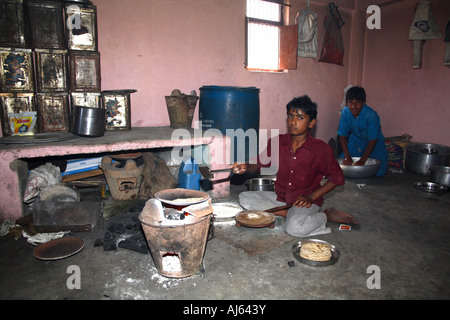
[293,195,313,208]
[342,156,353,165]
[231,162,248,174]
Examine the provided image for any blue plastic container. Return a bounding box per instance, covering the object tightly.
[199,86,260,163]
[178,158,201,190]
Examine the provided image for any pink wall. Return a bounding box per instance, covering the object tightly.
[96,0,350,143]
[95,0,449,145]
[361,0,450,146]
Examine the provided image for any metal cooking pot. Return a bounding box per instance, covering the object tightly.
[405,143,450,176]
[73,106,106,137]
[245,178,275,191]
[430,166,450,187]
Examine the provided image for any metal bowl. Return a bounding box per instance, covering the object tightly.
[413,181,448,194]
[430,166,450,187]
[338,157,381,179]
[245,178,275,191]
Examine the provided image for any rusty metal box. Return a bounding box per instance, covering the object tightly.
[70,91,101,109]
[65,3,97,51]
[0,92,36,136]
[25,0,66,49]
[32,189,104,232]
[35,49,68,92]
[69,50,101,92]
[0,0,27,48]
[0,48,34,92]
[36,92,70,133]
[102,90,136,131]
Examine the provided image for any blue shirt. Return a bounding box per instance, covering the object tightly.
[337,104,384,143]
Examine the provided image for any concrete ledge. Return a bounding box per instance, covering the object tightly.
[0,127,231,221]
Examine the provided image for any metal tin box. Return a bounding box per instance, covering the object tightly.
[0,92,36,136]
[36,92,70,133]
[25,0,66,49]
[0,48,34,92]
[65,3,97,51]
[69,50,101,92]
[101,89,136,131]
[33,189,104,232]
[70,92,101,109]
[0,0,27,48]
[35,49,68,92]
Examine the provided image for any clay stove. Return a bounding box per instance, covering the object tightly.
[139,189,213,278]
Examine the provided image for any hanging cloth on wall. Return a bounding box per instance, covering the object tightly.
[297,0,318,58]
[408,0,442,68]
[444,19,450,67]
[318,3,345,66]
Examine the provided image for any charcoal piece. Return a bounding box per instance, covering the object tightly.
[287,261,295,268]
[107,222,125,234]
[94,238,103,247]
[118,234,148,254]
[103,231,116,251]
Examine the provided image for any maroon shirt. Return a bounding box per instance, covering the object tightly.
[258,133,345,207]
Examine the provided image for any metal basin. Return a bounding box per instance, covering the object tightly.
[338,157,381,179]
[430,166,450,187]
[245,178,275,191]
[405,143,450,176]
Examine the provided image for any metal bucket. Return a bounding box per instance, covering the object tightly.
[73,106,106,137]
[139,213,212,278]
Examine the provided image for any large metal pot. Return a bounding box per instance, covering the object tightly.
[245,178,275,191]
[73,106,106,137]
[430,166,450,187]
[405,143,450,176]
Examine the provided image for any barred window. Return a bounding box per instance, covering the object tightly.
[245,0,296,72]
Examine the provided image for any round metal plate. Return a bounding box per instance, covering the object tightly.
[292,239,340,267]
[413,181,448,194]
[155,188,210,206]
[235,210,275,228]
[33,237,84,261]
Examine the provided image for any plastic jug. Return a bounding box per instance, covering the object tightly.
[178,158,201,190]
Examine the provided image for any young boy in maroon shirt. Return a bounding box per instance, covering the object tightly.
[232,95,358,237]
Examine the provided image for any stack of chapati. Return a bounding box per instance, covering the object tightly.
[300,242,332,261]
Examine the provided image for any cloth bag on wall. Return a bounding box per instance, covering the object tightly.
[444,19,450,66]
[409,0,442,41]
[297,1,318,59]
[318,5,344,66]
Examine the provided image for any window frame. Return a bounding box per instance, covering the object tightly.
[245,0,296,72]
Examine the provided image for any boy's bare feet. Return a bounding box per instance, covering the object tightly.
[324,207,359,225]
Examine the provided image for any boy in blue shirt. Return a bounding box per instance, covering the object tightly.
[337,86,388,176]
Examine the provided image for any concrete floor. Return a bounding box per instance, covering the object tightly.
[1,169,449,302]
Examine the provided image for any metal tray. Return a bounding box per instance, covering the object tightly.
[292,239,340,267]
[33,237,84,261]
[413,181,448,194]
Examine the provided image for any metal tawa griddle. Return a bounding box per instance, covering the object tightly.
[33,237,84,261]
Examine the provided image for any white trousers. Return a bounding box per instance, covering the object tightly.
[239,191,331,237]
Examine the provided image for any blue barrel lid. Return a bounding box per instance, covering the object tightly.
[199,85,260,92]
